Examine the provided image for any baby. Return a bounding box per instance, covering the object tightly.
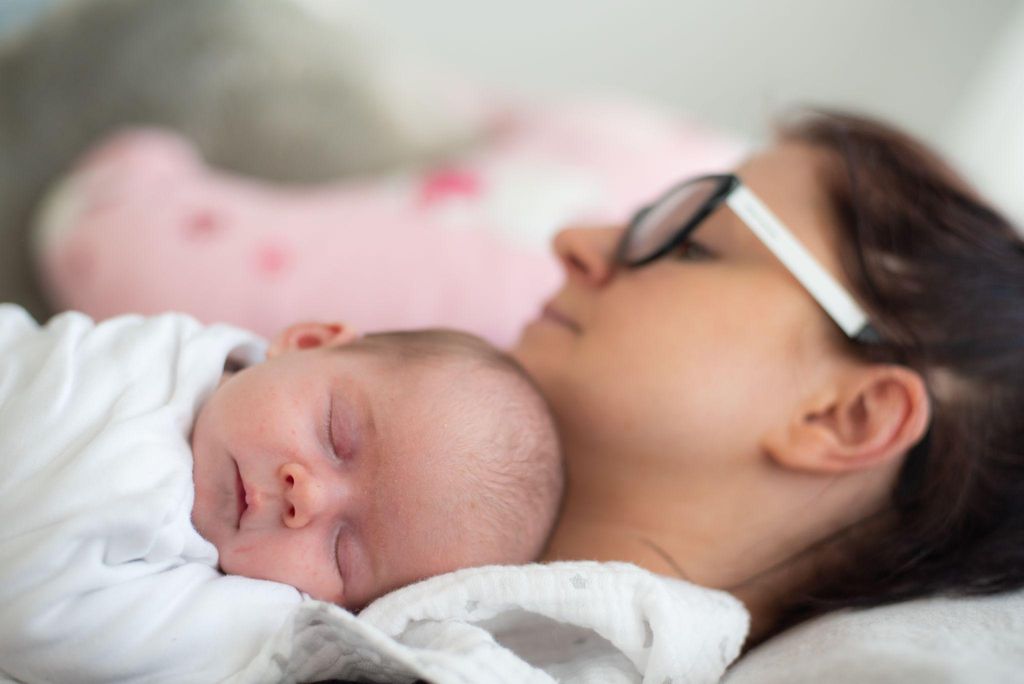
[191,319,564,609]
[0,305,562,681]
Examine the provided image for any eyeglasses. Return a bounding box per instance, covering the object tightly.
[615,173,881,344]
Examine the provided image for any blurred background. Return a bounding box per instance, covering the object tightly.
[1,0,1020,221]
[371,0,1023,227]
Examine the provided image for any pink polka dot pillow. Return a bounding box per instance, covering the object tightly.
[33,98,745,347]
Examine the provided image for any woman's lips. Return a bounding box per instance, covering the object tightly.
[541,303,582,333]
[235,462,247,528]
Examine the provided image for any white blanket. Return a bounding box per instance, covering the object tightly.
[236,561,749,683]
[724,589,1024,683]
[0,305,749,683]
[0,305,304,682]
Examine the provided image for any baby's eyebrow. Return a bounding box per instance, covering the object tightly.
[329,379,374,461]
[358,385,378,448]
[353,378,378,450]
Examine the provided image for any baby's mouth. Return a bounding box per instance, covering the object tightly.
[235,461,247,528]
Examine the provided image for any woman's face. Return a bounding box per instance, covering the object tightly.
[512,143,853,472]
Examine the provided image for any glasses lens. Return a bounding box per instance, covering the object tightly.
[622,178,723,263]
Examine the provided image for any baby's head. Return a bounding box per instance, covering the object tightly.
[190,322,562,610]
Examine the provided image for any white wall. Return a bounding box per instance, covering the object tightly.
[363,0,1017,152]
[0,0,45,34]
[947,1,1024,225]
[4,0,1018,214]
[4,0,1015,151]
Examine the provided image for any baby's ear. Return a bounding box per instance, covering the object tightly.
[266,322,359,358]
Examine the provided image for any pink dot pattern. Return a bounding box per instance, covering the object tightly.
[255,242,290,277]
[418,168,483,207]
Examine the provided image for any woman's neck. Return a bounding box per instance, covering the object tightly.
[541,439,901,645]
[540,450,725,579]
[539,443,811,642]
[543,470,791,643]
[543,513,653,565]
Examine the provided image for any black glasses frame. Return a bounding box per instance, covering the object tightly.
[615,174,740,267]
[614,173,883,345]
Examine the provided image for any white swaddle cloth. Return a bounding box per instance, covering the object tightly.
[0,304,304,682]
[237,561,749,683]
[0,305,749,683]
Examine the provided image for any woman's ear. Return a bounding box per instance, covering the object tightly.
[266,322,359,358]
[764,365,931,474]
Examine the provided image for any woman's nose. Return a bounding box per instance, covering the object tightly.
[552,225,624,288]
[279,462,326,529]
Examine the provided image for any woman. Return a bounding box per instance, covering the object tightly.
[513,110,1024,645]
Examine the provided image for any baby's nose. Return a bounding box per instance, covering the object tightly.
[278,462,326,528]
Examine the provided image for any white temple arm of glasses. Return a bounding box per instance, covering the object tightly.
[726,185,871,339]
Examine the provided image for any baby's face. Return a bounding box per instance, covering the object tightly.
[190,329,499,609]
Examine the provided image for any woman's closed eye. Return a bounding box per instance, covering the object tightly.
[673,239,716,261]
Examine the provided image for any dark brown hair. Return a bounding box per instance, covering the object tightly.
[770,109,1024,633]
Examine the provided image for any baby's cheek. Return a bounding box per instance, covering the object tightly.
[221,532,345,604]
[217,541,258,577]
[217,533,282,581]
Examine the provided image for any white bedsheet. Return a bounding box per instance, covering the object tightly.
[724,588,1024,683]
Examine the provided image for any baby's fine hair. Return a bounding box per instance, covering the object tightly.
[350,329,564,562]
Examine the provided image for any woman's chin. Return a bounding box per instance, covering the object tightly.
[511,319,574,366]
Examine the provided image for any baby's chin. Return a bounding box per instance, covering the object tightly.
[215,548,245,578]
[188,393,228,545]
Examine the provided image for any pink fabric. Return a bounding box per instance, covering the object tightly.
[35,98,745,347]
